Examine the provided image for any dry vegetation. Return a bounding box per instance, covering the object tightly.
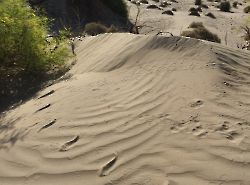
[181,22,221,43]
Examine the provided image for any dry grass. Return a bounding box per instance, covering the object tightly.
[181,22,221,43]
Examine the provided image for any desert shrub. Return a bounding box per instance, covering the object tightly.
[84,22,108,35]
[195,0,202,5]
[197,6,203,11]
[160,1,170,7]
[162,10,174,15]
[181,22,221,43]
[101,0,128,18]
[189,8,201,16]
[84,23,118,35]
[233,1,238,8]
[242,26,250,41]
[189,22,204,28]
[219,1,231,12]
[189,11,200,16]
[201,4,209,8]
[0,0,70,74]
[130,0,138,4]
[107,25,119,33]
[147,4,160,9]
[206,12,216,18]
[244,5,250,13]
[189,7,198,12]
[140,0,149,4]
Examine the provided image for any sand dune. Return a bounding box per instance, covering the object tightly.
[1,33,250,185]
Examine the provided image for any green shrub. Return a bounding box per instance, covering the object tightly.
[181,22,221,43]
[101,0,128,18]
[220,1,231,12]
[0,0,70,74]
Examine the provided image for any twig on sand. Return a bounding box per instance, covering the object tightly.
[98,152,118,177]
[156,31,174,36]
[37,119,56,132]
[38,90,55,99]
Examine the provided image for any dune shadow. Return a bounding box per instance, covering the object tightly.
[0,117,29,150]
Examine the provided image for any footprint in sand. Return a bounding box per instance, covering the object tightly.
[225,131,240,140]
[170,122,187,133]
[98,153,118,177]
[38,90,55,99]
[38,119,56,132]
[223,81,232,87]
[192,125,208,137]
[215,122,230,131]
[237,121,250,127]
[59,135,80,152]
[190,100,204,108]
[157,113,170,119]
[35,103,51,113]
[163,180,176,185]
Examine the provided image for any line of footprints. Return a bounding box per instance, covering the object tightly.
[170,100,244,141]
[35,90,117,176]
[36,90,79,151]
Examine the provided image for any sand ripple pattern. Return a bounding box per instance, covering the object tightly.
[0,34,250,185]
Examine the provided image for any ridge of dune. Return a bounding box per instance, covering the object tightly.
[1,33,250,185]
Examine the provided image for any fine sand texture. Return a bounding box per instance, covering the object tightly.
[1,33,250,185]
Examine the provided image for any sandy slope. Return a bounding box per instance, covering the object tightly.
[1,33,250,185]
[127,0,249,48]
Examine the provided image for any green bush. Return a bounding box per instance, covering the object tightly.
[181,22,221,43]
[0,0,70,74]
[101,0,128,18]
[219,1,231,12]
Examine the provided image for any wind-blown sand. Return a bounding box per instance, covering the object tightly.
[1,33,250,185]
